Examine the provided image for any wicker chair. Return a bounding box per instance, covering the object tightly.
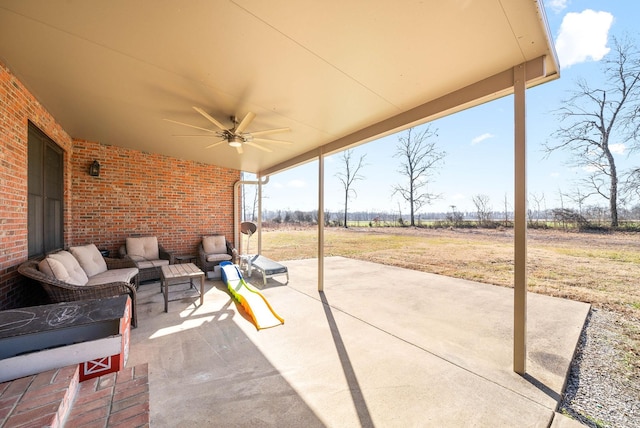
[119,237,174,282]
[198,235,237,277]
[18,257,139,327]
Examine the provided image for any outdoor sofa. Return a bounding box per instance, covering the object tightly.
[18,244,139,327]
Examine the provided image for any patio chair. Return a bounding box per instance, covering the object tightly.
[119,236,174,282]
[198,235,237,277]
[239,222,288,285]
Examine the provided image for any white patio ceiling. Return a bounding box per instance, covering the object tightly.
[0,0,558,176]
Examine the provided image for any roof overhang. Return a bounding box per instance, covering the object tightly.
[0,0,559,176]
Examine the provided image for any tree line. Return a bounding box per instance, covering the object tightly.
[251,201,640,231]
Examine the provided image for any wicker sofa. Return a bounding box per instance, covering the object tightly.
[119,236,174,282]
[18,244,139,327]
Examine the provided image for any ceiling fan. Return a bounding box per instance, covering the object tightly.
[165,107,291,154]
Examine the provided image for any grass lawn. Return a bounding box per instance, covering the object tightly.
[260,226,640,376]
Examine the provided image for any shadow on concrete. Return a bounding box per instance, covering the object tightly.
[319,291,374,428]
[523,373,561,402]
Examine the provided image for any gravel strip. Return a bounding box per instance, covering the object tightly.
[560,308,639,427]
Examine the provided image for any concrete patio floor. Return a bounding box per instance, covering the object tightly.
[127,256,590,427]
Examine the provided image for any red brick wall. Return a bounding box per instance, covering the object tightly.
[0,62,73,309]
[0,61,240,310]
[70,140,239,256]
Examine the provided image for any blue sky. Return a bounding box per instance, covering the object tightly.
[254,1,640,216]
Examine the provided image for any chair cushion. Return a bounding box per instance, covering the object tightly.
[126,236,159,261]
[136,259,170,270]
[203,235,227,254]
[206,253,232,263]
[45,251,89,285]
[70,244,108,277]
[87,267,139,286]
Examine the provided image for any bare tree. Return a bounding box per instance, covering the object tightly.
[556,188,567,229]
[240,172,258,221]
[472,194,492,226]
[529,192,546,225]
[503,193,511,226]
[397,201,404,226]
[447,205,463,226]
[623,167,640,204]
[392,126,446,226]
[335,149,367,228]
[566,187,590,216]
[544,36,640,227]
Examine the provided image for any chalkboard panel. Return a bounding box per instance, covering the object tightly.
[0,295,129,360]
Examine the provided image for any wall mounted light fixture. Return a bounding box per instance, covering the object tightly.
[89,160,100,177]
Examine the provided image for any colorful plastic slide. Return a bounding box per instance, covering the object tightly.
[220,261,284,330]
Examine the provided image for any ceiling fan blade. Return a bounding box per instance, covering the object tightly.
[236,145,244,154]
[235,112,256,134]
[245,141,272,153]
[252,138,292,145]
[205,140,227,149]
[250,127,290,137]
[164,119,218,134]
[193,107,227,131]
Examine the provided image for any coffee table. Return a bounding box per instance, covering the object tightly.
[160,263,204,312]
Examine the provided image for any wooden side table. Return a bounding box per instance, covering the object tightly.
[160,263,204,312]
[174,254,197,264]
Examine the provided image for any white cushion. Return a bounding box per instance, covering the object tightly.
[206,253,232,263]
[39,258,71,283]
[126,236,159,261]
[87,267,139,286]
[47,251,89,285]
[203,235,227,254]
[70,244,108,277]
[136,259,169,269]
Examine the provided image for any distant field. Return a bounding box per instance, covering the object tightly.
[260,226,640,373]
[338,219,640,231]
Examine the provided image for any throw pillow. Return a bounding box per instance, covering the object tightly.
[70,243,108,277]
[39,257,71,283]
[47,251,89,285]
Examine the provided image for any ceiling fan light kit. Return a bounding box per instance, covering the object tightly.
[228,135,243,147]
[166,107,291,154]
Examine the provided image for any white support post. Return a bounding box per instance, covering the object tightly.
[318,152,325,292]
[258,179,263,254]
[513,63,527,375]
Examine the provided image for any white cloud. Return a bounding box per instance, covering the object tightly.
[471,133,494,145]
[555,10,613,68]
[546,0,569,14]
[451,193,466,201]
[550,172,561,178]
[609,143,626,154]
